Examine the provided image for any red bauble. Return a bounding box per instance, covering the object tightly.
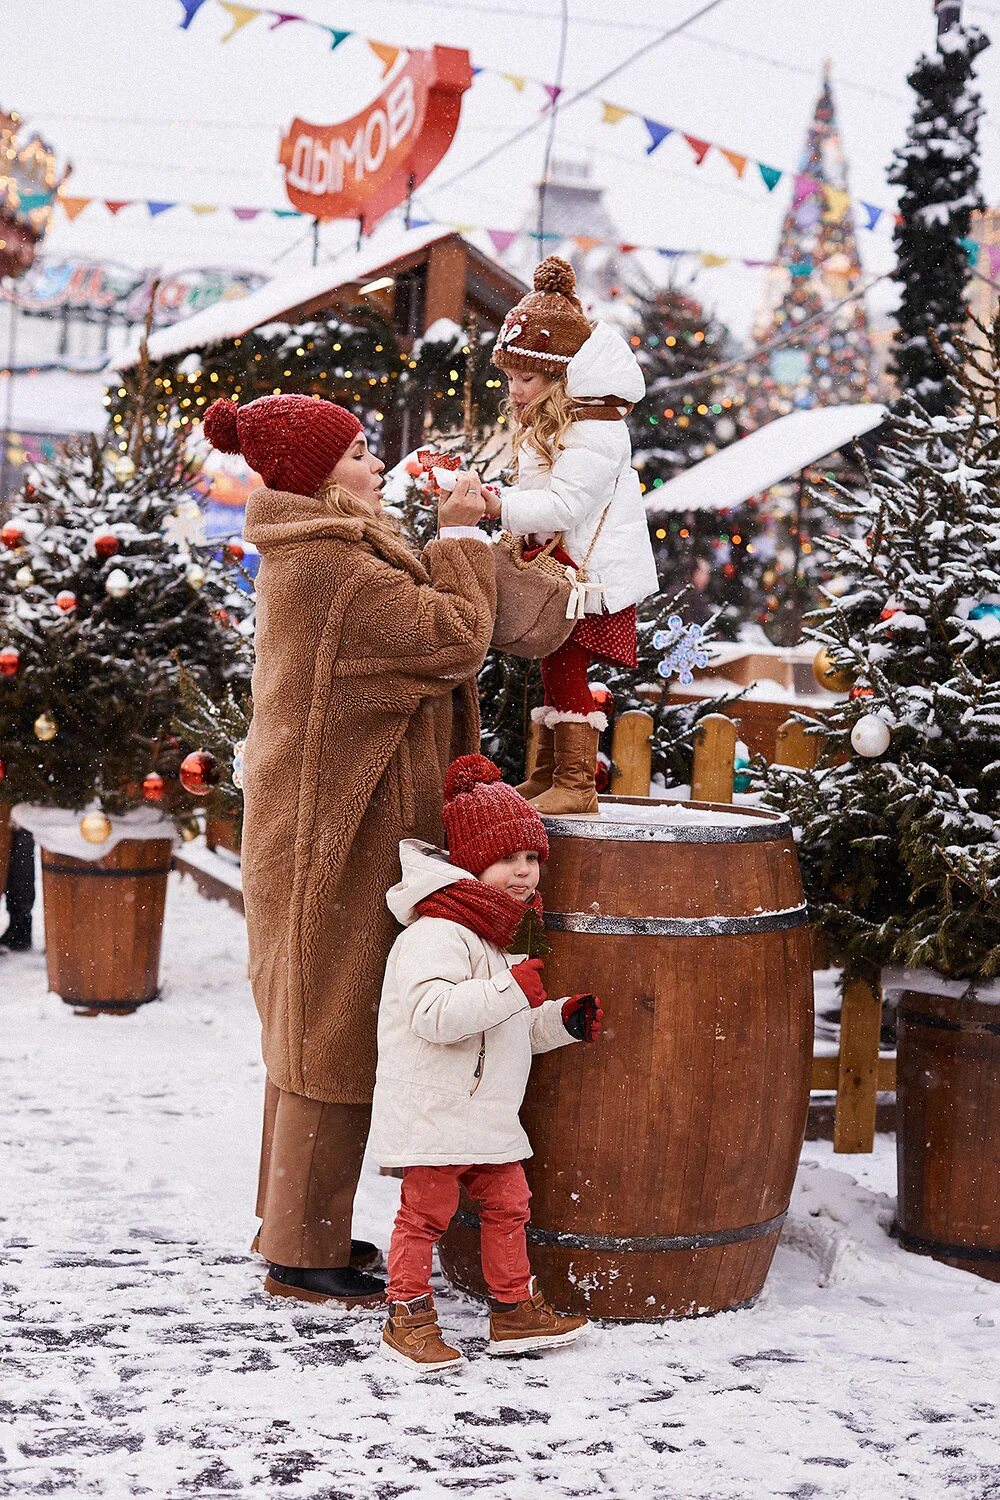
[55,590,77,613]
[850,686,874,700]
[179,749,220,797]
[0,646,19,678]
[722,563,736,578]
[212,607,233,628]
[142,771,166,802]
[93,531,120,559]
[225,539,245,563]
[1,522,24,550]
[590,684,614,716]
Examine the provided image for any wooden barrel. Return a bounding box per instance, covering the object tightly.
[40,837,174,1012]
[896,987,1000,1282]
[439,797,814,1320]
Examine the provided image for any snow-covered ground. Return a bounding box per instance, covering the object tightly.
[3,872,999,1500]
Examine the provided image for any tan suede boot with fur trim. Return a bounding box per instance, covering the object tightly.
[529,717,603,816]
[380,1295,464,1373]
[488,1278,589,1354]
[516,714,556,800]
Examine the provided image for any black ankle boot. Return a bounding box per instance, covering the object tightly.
[0,915,32,952]
[264,1262,385,1307]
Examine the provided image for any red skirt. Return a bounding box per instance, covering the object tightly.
[523,540,638,669]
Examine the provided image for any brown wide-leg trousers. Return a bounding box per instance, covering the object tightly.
[255,1076,372,1269]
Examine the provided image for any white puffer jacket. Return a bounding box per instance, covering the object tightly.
[368,840,577,1168]
[499,321,659,616]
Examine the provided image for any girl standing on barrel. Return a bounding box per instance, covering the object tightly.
[203,392,496,1309]
[487,257,658,815]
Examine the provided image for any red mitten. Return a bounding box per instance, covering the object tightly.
[561,993,603,1042]
[511,957,547,1009]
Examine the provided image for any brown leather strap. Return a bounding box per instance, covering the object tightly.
[571,397,634,421]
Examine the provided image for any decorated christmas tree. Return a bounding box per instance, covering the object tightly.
[745,68,877,643]
[763,322,1000,982]
[0,378,253,821]
[888,20,989,415]
[628,285,755,637]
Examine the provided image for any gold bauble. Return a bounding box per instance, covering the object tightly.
[15,565,34,589]
[33,712,58,742]
[80,810,113,845]
[185,562,206,590]
[179,818,200,843]
[812,645,855,694]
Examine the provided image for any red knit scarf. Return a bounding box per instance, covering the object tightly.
[415,880,544,952]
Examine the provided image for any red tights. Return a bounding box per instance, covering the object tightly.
[541,639,595,716]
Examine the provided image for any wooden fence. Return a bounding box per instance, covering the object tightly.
[601,709,893,1155]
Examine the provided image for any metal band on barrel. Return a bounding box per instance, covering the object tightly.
[898,1007,1000,1039]
[540,814,793,844]
[896,1226,1000,1263]
[544,905,808,938]
[41,861,172,880]
[454,1209,787,1253]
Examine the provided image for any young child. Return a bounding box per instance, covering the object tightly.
[488,256,659,815]
[369,754,603,1373]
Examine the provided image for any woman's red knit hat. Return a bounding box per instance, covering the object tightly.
[442,755,549,875]
[203,394,363,498]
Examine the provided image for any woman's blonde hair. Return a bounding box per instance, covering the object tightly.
[502,378,575,477]
[315,477,401,539]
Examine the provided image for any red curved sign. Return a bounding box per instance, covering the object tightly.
[278,46,472,233]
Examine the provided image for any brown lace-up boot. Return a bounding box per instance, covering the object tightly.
[380,1295,464,1373]
[488,1278,589,1354]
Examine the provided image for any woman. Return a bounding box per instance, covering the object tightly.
[204,392,495,1308]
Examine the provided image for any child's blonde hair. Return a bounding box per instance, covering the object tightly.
[315,477,402,540]
[503,379,576,477]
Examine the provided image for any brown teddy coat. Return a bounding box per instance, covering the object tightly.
[241,488,497,1105]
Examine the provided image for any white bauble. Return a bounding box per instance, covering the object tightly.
[105,567,133,599]
[850,714,891,758]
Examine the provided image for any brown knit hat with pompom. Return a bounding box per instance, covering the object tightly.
[491,257,592,379]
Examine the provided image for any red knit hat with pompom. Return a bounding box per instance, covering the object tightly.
[442,754,549,876]
[203,394,363,498]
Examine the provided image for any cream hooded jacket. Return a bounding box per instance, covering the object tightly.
[498,320,659,616]
[368,839,577,1168]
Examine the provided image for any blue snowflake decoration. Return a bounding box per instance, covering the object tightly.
[654,615,710,686]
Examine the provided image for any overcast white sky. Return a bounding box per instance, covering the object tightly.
[7,0,1000,338]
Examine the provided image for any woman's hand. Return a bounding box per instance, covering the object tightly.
[440,470,485,528]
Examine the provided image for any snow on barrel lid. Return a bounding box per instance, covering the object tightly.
[540,800,792,843]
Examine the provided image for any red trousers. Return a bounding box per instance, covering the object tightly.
[387,1162,532,1304]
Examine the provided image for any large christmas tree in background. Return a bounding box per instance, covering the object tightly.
[888,20,989,415]
[0,380,253,818]
[627,285,756,638]
[745,68,877,644]
[763,321,1000,983]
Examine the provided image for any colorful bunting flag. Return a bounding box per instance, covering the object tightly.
[369,40,400,75]
[18,192,54,211]
[273,208,301,218]
[232,207,261,221]
[147,201,175,217]
[190,203,218,215]
[793,173,819,207]
[177,0,210,26]
[959,236,979,267]
[58,195,90,221]
[721,150,747,178]
[758,163,782,192]
[327,28,350,49]
[104,201,130,215]
[860,201,883,232]
[643,119,672,155]
[269,12,302,28]
[573,235,602,252]
[501,73,526,92]
[682,135,712,167]
[601,102,631,125]
[823,186,851,223]
[699,252,728,268]
[542,84,562,109]
[219,3,259,42]
[487,228,519,255]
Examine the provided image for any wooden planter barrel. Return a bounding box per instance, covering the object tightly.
[440,798,814,1320]
[896,987,1000,1282]
[41,837,174,1013]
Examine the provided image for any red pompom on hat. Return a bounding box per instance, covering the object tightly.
[442,754,549,876]
[203,394,364,498]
